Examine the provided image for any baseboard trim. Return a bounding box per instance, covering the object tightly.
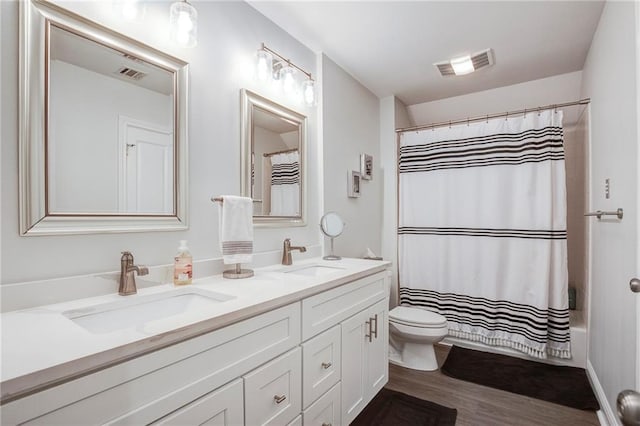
[586,359,619,426]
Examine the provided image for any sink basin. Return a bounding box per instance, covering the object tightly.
[283,264,345,277]
[63,288,235,334]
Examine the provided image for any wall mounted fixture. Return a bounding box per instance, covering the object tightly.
[256,43,316,107]
[169,0,198,48]
[435,48,494,77]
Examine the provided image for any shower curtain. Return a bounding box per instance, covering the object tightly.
[270,151,300,216]
[398,110,571,359]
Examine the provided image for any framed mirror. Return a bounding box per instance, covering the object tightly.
[241,89,306,226]
[19,0,189,235]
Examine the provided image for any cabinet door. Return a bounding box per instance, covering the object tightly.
[152,378,243,426]
[366,299,388,397]
[244,347,301,426]
[340,308,370,426]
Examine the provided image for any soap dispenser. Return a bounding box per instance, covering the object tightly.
[174,240,193,285]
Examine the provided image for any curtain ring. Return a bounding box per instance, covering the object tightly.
[486,115,489,124]
[505,111,509,121]
[523,108,527,118]
[448,120,451,129]
[537,107,541,116]
[467,117,470,126]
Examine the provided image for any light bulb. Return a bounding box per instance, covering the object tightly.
[279,65,296,95]
[170,1,198,48]
[450,55,474,75]
[302,79,315,106]
[256,49,272,82]
[114,0,145,21]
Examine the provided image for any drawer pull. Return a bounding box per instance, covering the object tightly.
[322,423,332,426]
[365,319,372,342]
[274,394,287,404]
[321,362,332,369]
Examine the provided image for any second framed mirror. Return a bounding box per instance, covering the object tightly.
[241,89,306,227]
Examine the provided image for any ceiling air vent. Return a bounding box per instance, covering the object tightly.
[434,48,495,77]
[116,67,147,80]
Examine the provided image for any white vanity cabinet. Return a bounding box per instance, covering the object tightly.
[1,304,301,425]
[1,266,390,426]
[301,270,390,426]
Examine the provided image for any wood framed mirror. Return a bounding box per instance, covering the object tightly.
[240,89,306,227]
[19,0,189,235]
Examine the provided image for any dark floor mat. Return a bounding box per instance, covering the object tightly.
[351,388,458,426]
[441,345,600,411]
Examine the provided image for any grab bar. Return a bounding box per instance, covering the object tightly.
[584,208,623,220]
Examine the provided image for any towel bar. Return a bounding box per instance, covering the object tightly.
[584,208,623,220]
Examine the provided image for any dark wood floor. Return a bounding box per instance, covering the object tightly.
[385,344,600,426]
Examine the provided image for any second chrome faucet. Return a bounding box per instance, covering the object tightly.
[282,238,306,265]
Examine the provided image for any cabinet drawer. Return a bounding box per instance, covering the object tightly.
[301,272,388,340]
[303,383,341,426]
[288,415,302,426]
[302,325,341,409]
[5,303,300,426]
[152,378,243,425]
[244,347,302,426]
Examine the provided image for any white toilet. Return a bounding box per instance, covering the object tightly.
[388,306,449,371]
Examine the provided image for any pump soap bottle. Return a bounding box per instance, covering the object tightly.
[174,240,193,285]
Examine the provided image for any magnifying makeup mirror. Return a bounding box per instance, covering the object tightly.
[320,212,345,260]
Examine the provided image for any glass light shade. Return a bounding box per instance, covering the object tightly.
[302,79,315,106]
[170,1,198,48]
[279,64,296,95]
[256,49,272,82]
[113,0,145,21]
[450,55,474,75]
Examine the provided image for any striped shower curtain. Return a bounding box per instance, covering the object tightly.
[398,110,571,359]
[270,151,300,216]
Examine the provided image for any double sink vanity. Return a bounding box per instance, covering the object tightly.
[1,258,391,426]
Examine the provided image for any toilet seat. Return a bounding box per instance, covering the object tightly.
[389,306,448,329]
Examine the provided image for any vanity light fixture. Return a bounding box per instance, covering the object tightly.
[256,43,316,107]
[169,0,198,48]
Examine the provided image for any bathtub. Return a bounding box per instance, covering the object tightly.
[441,310,587,368]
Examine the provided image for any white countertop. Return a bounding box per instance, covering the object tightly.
[1,257,390,403]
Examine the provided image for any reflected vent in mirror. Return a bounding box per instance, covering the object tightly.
[117,67,147,80]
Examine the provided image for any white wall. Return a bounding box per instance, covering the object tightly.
[1,0,320,284]
[407,71,584,126]
[322,54,381,258]
[581,1,638,417]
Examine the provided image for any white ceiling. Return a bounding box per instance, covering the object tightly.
[248,1,605,106]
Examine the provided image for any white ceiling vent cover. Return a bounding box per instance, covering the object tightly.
[116,67,147,80]
[435,48,495,77]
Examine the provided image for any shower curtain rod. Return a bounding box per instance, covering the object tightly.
[263,147,299,157]
[395,98,590,133]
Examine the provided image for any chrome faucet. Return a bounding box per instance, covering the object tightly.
[119,251,149,295]
[282,238,307,265]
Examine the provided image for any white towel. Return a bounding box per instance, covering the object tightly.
[217,195,253,265]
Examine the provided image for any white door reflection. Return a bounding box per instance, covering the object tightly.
[119,118,173,214]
